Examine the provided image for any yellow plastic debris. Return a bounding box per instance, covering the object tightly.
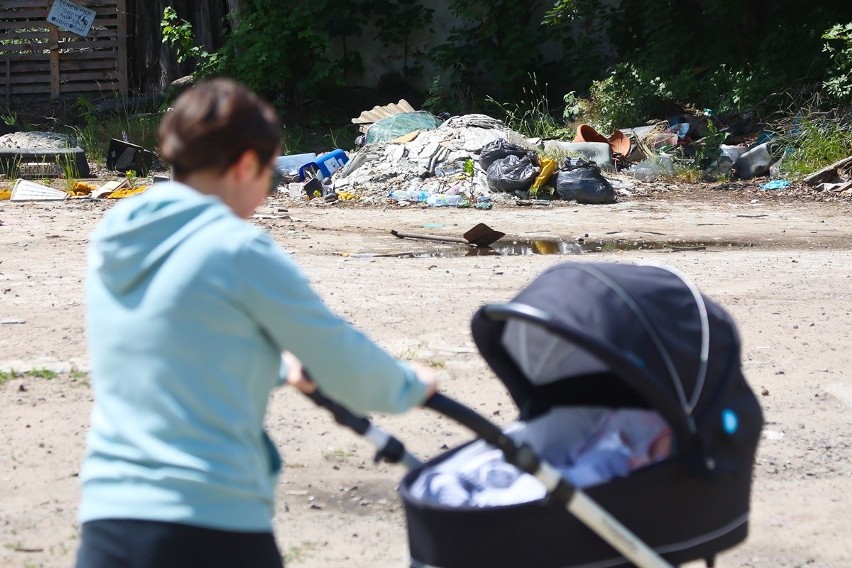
[0,188,11,200]
[107,186,149,199]
[337,191,358,200]
[67,181,98,196]
[530,157,557,191]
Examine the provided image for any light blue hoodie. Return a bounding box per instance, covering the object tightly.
[79,182,428,531]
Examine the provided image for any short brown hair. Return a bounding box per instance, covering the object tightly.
[158,78,280,177]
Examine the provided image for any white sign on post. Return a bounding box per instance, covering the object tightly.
[47,0,96,37]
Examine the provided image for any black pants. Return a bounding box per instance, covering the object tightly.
[76,519,284,568]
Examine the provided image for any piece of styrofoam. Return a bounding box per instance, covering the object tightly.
[10,179,68,201]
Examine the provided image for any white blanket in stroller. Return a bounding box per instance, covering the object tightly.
[410,406,671,508]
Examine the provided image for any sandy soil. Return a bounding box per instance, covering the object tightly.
[1,187,850,568]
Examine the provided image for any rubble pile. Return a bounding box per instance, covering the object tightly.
[332,114,534,203]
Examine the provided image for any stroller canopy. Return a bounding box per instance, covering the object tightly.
[471,261,751,472]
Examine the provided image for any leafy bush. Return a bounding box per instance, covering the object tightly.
[823,23,852,101]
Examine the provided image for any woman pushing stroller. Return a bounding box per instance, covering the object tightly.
[75,78,438,568]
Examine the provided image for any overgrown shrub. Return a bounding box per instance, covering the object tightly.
[823,23,852,102]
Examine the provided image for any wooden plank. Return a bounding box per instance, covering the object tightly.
[0,30,50,40]
[803,156,852,186]
[53,59,113,71]
[59,27,118,40]
[0,1,49,9]
[116,0,126,96]
[56,38,118,50]
[0,43,50,54]
[6,70,53,82]
[7,84,54,95]
[58,70,118,81]
[1,9,51,19]
[48,23,59,98]
[0,20,51,30]
[8,62,51,73]
[78,0,120,6]
[5,55,10,109]
[59,81,119,93]
[58,50,118,60]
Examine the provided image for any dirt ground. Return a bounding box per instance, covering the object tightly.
[1,186,851,568]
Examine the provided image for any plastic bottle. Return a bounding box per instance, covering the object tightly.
[426,194,463,207]
[389,190,429,202]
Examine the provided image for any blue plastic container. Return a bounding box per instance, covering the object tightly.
[275,153,316,175]
[298,149,349,180]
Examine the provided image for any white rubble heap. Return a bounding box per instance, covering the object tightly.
[0,131,77,150]
[332,114,535,204]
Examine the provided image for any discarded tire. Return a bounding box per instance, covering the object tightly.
[0,147,90,178]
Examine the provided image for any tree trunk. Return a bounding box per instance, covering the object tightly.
[128,0,229,95]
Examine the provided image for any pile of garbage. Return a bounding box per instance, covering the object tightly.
[279,104,840,207]
[276,112,630,206]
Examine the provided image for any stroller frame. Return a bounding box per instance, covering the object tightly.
[305,262,762,568]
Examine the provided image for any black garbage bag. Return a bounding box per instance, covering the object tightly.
[486,154,539,193]
[554,157,615,204]
[479,139,531,171]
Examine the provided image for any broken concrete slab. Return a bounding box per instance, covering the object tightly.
[0,131,90,178]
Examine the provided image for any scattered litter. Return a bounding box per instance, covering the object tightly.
[735,143,774,180]
[106,138,154,175]
[351,99,417,133]
[816,180,852,194]
[554,158,615,204]
[762,430,784,441]
[107,186,148,199]
[276,153,317,177]
[92,178,130,198]
[10,179,68,201]
[298,149,348,181]
[2,318,26,324]
[365,111,441,145]
[68,181,98,196]
[760,180,791,191]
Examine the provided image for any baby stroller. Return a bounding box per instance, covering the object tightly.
[306,262,763,568]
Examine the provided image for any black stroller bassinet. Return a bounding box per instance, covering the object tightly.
[399,262,763,568]
[305,261,763,568]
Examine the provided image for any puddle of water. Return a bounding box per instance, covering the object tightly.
[353,238,751,258]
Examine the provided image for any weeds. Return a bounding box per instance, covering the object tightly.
[56,151,79,192]
[71,95,161,165]
[0,368,57,382]
[321,448,354,462]
[486,74,573,140]
[777,114,852,178]
[283,542,317,564]
[0,369,18,385]
[27,368,57,380]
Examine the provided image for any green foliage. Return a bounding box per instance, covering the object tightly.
[70,96,161,165]
[691,120,727,169]
[823,22,852,101]
[587,63,665,132]
[778,115,852,178]
[546,1,850,129]
[426,0,544,113]
[0,369,18,385]
[160,7,221,76]
[369,0,434,77]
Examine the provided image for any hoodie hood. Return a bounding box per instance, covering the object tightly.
[89,182,233,294]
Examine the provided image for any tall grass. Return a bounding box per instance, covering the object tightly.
[70,96,162,166]
[779,115,852,177]
[486,74,573,140]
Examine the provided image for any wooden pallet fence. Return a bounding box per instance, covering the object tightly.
[0,0,127,100]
